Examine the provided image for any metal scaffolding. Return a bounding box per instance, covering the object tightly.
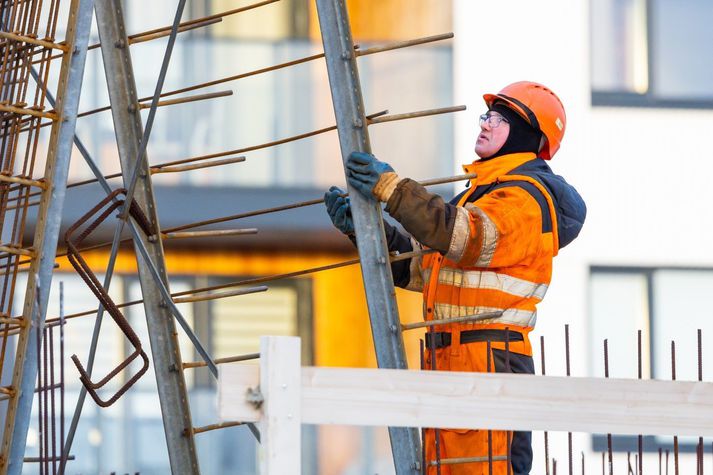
[0,0,471,472]
[0,0,96,472]
[315,0,422,472]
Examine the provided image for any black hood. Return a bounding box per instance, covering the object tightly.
[487,103,542,159]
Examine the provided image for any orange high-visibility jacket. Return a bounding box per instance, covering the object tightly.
[384,152,586,345]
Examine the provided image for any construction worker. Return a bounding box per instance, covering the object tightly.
[324,81,586,474]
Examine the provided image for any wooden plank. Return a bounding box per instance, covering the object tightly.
[219,364,260,421]
[260,336,301,475]
[220,364,713,437]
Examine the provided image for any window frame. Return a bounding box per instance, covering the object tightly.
[589,265,713,452]
[590,0,713,109]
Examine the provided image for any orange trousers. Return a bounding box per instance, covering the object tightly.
[422,330,534,475]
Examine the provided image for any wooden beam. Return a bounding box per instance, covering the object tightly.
[260,336,301,475]
[220,364,713,437]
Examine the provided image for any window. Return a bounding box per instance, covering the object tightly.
[589,266,713,451]
[591,0,713,107]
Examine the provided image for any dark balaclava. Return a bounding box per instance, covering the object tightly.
[486,102,542,159]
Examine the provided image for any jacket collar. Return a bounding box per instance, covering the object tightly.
[462,152,538,187]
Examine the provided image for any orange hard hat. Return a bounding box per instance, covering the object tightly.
[483,81,566,159]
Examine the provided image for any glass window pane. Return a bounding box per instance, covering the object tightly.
[212,285,297,360]
[651,0,713,99]
[651,269,713,381]
[591,0,649,94]
[651,269,713,446]
[589,272,650,379]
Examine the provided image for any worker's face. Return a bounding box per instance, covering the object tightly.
[475,111,510,158]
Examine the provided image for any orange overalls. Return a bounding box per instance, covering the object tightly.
[392,153,561,475]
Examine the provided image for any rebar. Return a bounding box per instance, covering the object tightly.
[420,339,426,473]
[0,0,96,468]
[429,305,442,475]
[150,156,245,174]
[182,352,260,369]
[698,329,703,475]
[173,285,267,304]
[136,89,232,110]
[566,324,573,475]
[161,228,258,240]
[429,456,508,466]
[163,170,473,234]
[487,339,493,475]
[505,329,512,475]
[47,249,429,326]
[541,336,550,475]
[638,330,643,475]
[604,339,613,475]
[59,282,65,470]
[671,341,679,475]
[5,106,465,213]
[191,420,246,435]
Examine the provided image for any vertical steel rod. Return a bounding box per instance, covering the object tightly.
[1,0,96,470]
[604,339,613,475]
[541,336,550,475]
[37,319,44,475]
[566,325,573,475]
[92,0,201,471]
[42,327,49,474]
[671,342,678,475]
[315,1,420,472]
[638,330,643,475]
[505,329,511,475]
[698,329,703,475]
[59,282,66,470]
[49,315,57,474]
[487,340,493,475]
[429,328,441,475]
[419,339,426,474]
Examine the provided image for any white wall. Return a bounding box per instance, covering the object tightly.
[453,0,713,473]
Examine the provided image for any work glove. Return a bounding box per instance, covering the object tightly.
[324,186,354,235]
[346,151,400,202]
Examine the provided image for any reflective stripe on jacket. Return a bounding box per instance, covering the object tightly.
[385,152,586,343]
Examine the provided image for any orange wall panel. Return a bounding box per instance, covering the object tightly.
[309,0,452,42]
[61,247,426,369]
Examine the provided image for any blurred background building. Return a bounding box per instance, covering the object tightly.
[12,0,713,473]
[453,0,713,473]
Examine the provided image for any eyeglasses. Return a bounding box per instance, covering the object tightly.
[479,113,509,128]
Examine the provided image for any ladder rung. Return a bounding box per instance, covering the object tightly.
[0,31,69,51]
[0,316,26,327]
[401,311,502,331]
[161,228,257,240]
[430,455,509,466]
[0,174,46,188]
[0,245,36,257]
[183,352,259,369]
[191,420,245,435]
[0,103,58,120]
[173,285,267,304]
[0,386,15,396]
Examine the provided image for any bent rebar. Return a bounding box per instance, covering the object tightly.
[64,189,153,407]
